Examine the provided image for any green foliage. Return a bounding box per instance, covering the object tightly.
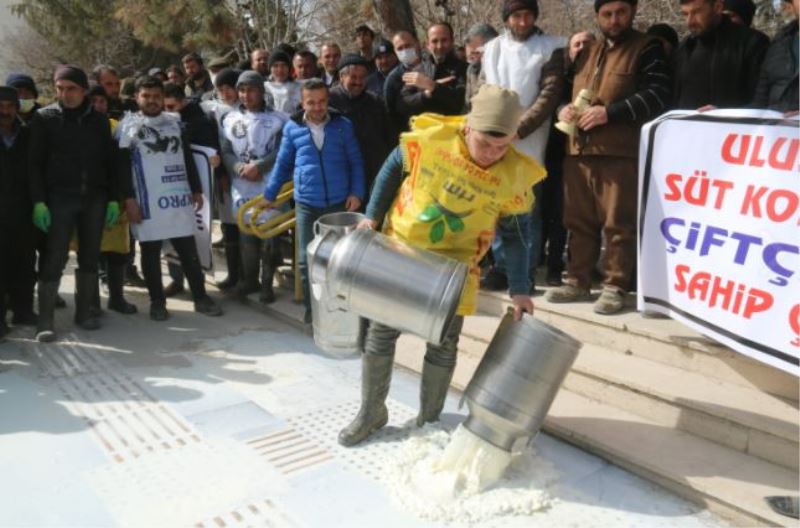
[114,0,238,53]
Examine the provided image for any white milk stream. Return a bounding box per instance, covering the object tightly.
[382,424,559,524]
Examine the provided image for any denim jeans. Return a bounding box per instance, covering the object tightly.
[295,201,346,311]
[492,183,541,280]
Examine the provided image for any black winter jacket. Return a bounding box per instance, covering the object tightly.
[386,52,467,134]
[751,20,799,113]
[328,85,394,196]
[28,100,118,204]
[179,100,219,150]
[673,17,769,109]
[0,119,32,224]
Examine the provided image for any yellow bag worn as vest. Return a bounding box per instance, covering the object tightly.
[384,113,546,315]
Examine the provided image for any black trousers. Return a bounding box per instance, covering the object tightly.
[140,235,207,304]
[40,195,106,282]
[0,218,36,318]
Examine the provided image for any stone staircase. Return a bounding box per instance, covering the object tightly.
[391,289,799,527]
[208,226,799,526]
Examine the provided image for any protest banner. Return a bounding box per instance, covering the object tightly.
[638,110,799,376]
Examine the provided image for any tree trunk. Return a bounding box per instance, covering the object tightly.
[373,0,416,36]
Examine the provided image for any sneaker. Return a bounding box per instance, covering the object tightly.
[545,283,592,303]
[150,301,170,321]
[164,281,185,298]
[480,269,508,291]
[593,287,625,315]
[194,296,223,317]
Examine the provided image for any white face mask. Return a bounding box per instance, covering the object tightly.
[19,99,35,113]
[396,48,419,67]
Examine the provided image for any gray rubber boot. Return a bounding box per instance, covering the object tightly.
[338,354,394,447]
[237,235,261,298]
[74,271,101,330]
[416,360,456,426]
[35,281,59,342]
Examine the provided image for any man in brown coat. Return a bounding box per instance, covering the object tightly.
[546,0,671,314]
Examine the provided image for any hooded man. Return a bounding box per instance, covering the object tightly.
[339,85,542,446]
[220,71,289,304]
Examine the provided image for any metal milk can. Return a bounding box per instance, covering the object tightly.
[326,229,468,345]
[306,212,366,355]
[462,309,582,451]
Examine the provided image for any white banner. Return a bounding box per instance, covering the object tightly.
[122,113,197,243]
[164,144,215,272]
[638,110,800,376]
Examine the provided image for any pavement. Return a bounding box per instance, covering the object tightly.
[0,264,730,527]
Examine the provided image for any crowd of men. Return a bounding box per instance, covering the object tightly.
[0,0,797,342]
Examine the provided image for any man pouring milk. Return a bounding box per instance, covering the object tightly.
[339,85,544,446]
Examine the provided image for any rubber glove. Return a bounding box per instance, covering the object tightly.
[105,201,120,228]
[32,202,50,233]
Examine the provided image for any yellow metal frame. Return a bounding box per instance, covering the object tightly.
[237,182,302,301]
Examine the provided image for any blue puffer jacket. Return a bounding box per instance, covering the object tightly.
[263,109,365,208]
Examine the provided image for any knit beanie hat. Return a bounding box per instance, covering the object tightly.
[5,73,37,98]
[0,86,19,106]
[236,70,266,92]
[502,0,539,20]
[594,0,636,12]
[215,68,241,89]
[467,85,522,137]
[54,65,89,89]
[337,53,371,72]
[723,0,756,27]
[87,83,108,100]
[268,51,292,69]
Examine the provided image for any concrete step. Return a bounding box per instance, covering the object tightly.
[392,332,798,527]
[396,326,799,470]
[567,344,799,471]
[546,391,799,527]
[477,290,799,403]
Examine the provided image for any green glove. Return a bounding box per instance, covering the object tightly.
[105,201,120,228]
[32,202,50,233]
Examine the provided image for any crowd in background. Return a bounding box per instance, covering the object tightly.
[0,0,797,340]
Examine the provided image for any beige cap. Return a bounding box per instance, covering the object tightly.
[466,85,523,137]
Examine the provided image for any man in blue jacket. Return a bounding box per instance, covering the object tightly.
[259,79,365,323]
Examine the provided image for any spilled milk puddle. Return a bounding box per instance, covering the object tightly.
[380,423,559,524]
